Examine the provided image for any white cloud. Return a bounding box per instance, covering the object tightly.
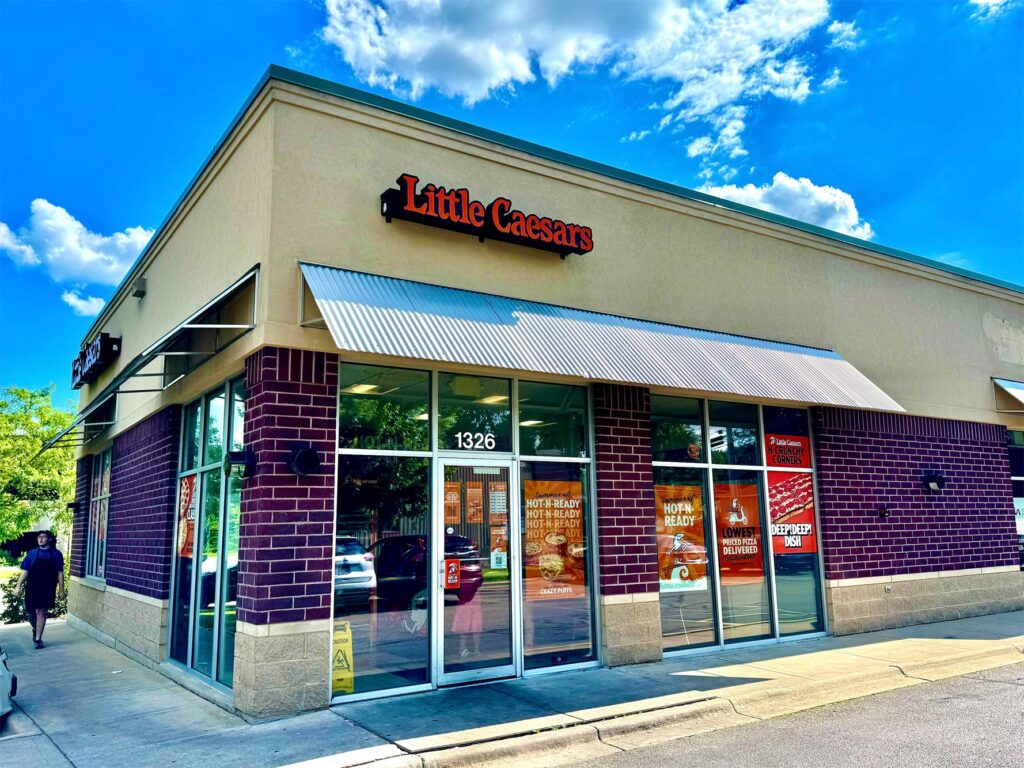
[622,129,651,143]
[687,136,714,157]
[969,0,1018,19]
[702,171,875,239]
[61,291,106,317]
[934,252,974,270]
[0,199,152,286]
[827,20,863,50]
[821,67,844,90]
[321,0,831,172]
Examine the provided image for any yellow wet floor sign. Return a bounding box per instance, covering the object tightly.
[332,620,354,694]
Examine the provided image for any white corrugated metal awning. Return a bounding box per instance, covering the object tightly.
[301,263,903,411]
[994,378,1024,413]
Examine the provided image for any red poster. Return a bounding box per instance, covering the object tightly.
[714,481,764,579]
[177,475,197,558]
[465,481,484,523]
[654,484,708,592]
[765,434,811,468]
[444,558,461,589]
[522,480,587,600]
[444,481,461,525]
[767,471,817,554]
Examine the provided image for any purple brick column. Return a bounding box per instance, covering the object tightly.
[70,455,93,579]
[106,406,181,598]
[236,348,337,626]
[592,383,659,596]
[813,408,1018,580]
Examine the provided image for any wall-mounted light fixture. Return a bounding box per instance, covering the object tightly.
[66,501,78,515]
[922,471,946,492]
[132,277,147,299]
[223,449,256,479]
[286,444,321,476]
[878,505,891,518]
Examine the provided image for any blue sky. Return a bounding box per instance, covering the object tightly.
[2,0,1022,410]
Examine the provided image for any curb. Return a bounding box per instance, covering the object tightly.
[282,645,1024,768]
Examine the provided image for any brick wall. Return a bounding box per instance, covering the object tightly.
[107,406,181,599]
[592,383,659,596]
[70,455,93,578]
[237,348,337,625]
[813,407,1018,579]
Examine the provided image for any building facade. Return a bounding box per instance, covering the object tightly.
[50,67,1024,720]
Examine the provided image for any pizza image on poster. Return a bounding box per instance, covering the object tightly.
[654,484,708,592]
[767,471,817,554]
[522,480,587,601]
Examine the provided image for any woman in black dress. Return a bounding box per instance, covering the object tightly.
[14,531,65,649]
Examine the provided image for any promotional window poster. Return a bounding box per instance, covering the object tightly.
[489,481,508,524]
[522,480,587,600]
[466,481,484,524]
[713,481,765,580]
[444,481,461,525]
[177,475,197,558]
[654,484,708,593]
[767,471,817,554]
[764,434,811,469]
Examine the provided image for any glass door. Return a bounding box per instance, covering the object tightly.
[435,459,519,685]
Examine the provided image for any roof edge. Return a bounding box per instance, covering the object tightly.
[82,64,1023,348]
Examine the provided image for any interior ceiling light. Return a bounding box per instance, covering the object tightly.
[519,420,550,427]
[342,383,379,394]
[414,413,429,420]
[476,395,509,405]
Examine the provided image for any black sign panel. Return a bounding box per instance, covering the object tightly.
[72,333,121,389]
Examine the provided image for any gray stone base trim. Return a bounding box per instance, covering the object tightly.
[599,592,663,667]
[68,578,168,666]
[825,569,1024,635]
[158,661,236,714]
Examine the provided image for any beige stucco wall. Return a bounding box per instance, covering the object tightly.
[75,91,276,439]
[77,78,1024,440]
[264,83,1023,429]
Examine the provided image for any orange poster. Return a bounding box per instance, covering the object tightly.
[444,481,461,525]
[767,471,817,554]
[522,480,587,600]
[489,525,508,569]
[713,481,765,579]
[654,484,708,592]
[177,475,197,558]
[466,481,484,523]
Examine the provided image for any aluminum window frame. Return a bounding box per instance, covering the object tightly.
[652,398,825,657]
[166,374,245,693]
[329,363,598,704]
[85,446,113,580]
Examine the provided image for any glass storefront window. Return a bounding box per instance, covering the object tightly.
[709,401,760,466]
[170,474,197,664]
[439,373,511,452]
[655,467,716,650]
[192,471,221,678]
[651,396,704,463]
[767,470,823,635]
[520,461,595,669]
[333,455,432,696]
[338,364,430,451]
[203,391,225,466]
[763,407,812,469]
[1009,430,1024,478]
[518,381,588,458]
[713,469,772,643]
[182,401,201,471]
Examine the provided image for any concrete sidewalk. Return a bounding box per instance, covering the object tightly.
[1,612,1021,768]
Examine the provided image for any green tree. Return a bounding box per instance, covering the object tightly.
[0,386,76,544]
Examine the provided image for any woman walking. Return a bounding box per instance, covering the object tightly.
[14,531,65,649]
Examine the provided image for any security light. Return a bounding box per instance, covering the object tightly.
[922,471,946,492]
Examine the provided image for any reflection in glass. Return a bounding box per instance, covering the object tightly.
[230,379,246,451]
[170,477,197,664]
[651,396,704,463]
[439,374,511,451]
[338,364,430,451]
[520,462,594,669]
[655,467,716,650]
[333,456,431,696]
[204,391,226,466]
[443,464,513,675]
[183,401,202,471]
[713,469,771,642]
[192,472,221,677]
[709,401,760,466]
[518,382,588,458]
[217,474,241,686]
[767,470,823,635]
[1008,430,1024,478]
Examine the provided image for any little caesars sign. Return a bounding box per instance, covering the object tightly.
[71,333,121,389]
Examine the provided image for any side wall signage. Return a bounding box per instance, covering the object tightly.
[381,174,594,257]
[71,332,121,390]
